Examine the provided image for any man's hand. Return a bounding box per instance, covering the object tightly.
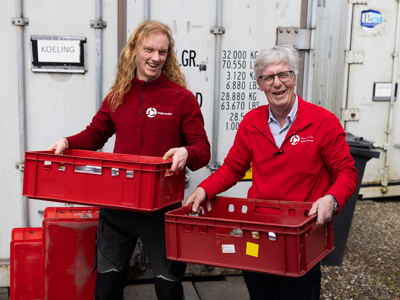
[47,138,69,155]
[184,187,207,214]
[308,195,336,227]
[162,147,188,173]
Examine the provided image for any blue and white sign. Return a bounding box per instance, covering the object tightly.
[361,10,385,34]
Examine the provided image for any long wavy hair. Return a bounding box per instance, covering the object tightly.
[108,20,187,111]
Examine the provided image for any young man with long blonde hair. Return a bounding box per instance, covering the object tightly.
[49,20,210,300]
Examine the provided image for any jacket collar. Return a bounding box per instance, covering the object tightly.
[253,95,312,144]
[287,96,312,136]
[131,73,168,90]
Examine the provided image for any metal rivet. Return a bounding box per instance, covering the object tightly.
[12,20,15,24]
[294,28,298,33]
[279,28,283,33]
[286,28,291,33]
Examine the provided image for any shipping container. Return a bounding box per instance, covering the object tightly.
[1,0,399,287]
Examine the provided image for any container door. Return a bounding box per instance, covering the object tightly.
[2,0,118,253]
[344,1,400,198]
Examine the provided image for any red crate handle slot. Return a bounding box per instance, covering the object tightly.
[164,170,179,177]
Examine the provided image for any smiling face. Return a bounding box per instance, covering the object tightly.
[136,33,169,82]
[258,63,297,115]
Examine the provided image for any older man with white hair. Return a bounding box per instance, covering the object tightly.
[185,45,358,300]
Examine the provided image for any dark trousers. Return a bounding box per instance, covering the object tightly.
[94,271,184,300]
[242,262,321,300]
[94,209,185,300]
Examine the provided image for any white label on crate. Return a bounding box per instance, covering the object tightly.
[222,244,235,253]
[207,201,212,212]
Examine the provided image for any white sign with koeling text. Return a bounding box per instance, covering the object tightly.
[37,40,81,63]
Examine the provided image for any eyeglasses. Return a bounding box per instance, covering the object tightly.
[258,71,294,85]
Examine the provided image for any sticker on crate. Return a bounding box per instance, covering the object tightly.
[222,244,235,254]
[207,201,212,212]
[246,242,259,257]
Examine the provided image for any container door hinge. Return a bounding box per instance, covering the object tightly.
[11,18,29,26]
[341,108,360,121]
[210,27,225,35]
[90,20,107,29]
[372,143,388,151]
[276,27,315,50]
[348,0,368,4]
[15,162,24,171]
[345,50,364,64]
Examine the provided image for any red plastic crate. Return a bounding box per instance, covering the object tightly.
[165,197,335,277]
[44,206,100,220]
[41,217,98,300]
[10,228,42,300]
[11,227,42,241]
[23,150,185,212]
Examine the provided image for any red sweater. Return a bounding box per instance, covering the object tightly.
[67,74,210,171]
[199,96,358,213]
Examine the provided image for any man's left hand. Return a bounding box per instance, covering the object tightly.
[307,195,335,227]
[162,147,188,173]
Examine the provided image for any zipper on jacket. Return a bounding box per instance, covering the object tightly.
[140,83,145,118]
[139,82,146,155]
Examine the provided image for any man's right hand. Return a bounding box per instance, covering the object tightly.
[47,138,69,155]
[184,187,207,214]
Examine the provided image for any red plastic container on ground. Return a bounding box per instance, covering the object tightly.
[10,228,43,300]
[43,206,100,220]
[41,209,99,300]
[23,150,185,212]
[165,197,335,277]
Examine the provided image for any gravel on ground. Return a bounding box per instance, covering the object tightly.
[321,200,400,300]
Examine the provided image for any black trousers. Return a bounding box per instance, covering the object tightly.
[94,208,186,300]
[94,270,184,300]
[242,262,321,300]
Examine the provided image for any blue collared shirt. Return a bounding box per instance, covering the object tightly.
[268,95,298,148]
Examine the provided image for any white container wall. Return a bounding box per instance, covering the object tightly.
[346,1,400,198]
[1,0,118,280]
[1,0,399,287]
[313,0,400,198]
[126,0,303,198]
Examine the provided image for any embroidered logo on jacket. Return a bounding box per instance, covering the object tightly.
[300,136,314,143]
[290,135,300,145]
[146,108,157,118]
[146,107,172,118]
[290,135,314,145]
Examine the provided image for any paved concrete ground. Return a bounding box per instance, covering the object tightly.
[124,276,250,300]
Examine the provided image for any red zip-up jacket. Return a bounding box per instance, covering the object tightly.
[67,73,210,171]
[199,96,358,213]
